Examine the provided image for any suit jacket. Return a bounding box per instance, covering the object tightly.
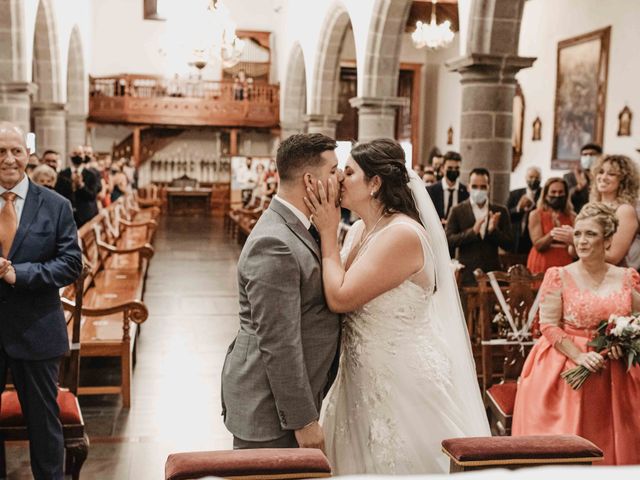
[507,187,541,254]
[58,167,100,226]
[427,181,469,221]
[446,200,513,285]
[221,198,340,442]
[0,181,83,360]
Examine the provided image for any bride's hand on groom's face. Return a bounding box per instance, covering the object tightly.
[304,178,340,235]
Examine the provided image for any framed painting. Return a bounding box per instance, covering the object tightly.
[551,27,610,169]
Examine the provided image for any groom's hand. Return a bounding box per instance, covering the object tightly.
[294,420,325,452]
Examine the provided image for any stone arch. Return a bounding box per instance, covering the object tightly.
[466,0,525,56]
[361,0,412,98]
[0,0,27,81]
[307,2,354,137]
[32,0,66,155]
[32,0,62,103]
[66,25,87,150]
[0,0,32,132]
[280,42,307,139]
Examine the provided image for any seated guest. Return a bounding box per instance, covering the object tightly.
[58,146,100,226]
[427,150,469,225]
[31,164,58,189]
[507,166,541,254]
[446,168,512,285]
[564,143,602,213]
[527,177,575,274]
[590,154,640,269]
[513,203,640,465]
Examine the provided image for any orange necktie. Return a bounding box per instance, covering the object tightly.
[0,192,18,256]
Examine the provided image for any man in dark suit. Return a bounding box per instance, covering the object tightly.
[57,145,100,227]
[563,143,602,213]
[0,122,83,480]
[427,151,469,225]
[507,166,542,254]
[446,168,512,285]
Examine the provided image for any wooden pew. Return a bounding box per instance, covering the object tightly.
[74,196,158,407]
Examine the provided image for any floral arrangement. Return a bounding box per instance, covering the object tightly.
[561,313,640,389]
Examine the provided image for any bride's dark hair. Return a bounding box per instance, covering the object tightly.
[350,138,422,224]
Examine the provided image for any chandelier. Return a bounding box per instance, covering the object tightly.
[411,0,455,50]
[188,0,245,71]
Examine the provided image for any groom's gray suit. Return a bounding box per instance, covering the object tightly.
[221,198,340,446]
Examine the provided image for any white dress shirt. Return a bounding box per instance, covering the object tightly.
[470,195,489,239]
[442,177,460,212]
[274,195,311,229]
[0,173,30,226]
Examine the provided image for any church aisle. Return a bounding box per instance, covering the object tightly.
[7,216,241,479]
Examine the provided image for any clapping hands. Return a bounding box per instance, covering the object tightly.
[550,225,573,245]
[0,257,16,284]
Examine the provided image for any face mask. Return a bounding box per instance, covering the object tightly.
[580,155,596,170]
[83,155,91,164]
[470,189,488,205]
[435,172,443,181]
[546,195,566,210]
[71,155,83,166]
[425,181,434,187]
[527,179,541,190]
[445,169,460,182]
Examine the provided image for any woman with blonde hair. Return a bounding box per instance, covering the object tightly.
[513,202,640,464]
[590,154,640,268]
[31,164,58,189]
[526,177,575,274]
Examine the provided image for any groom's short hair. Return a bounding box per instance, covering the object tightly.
[276,133,337,183]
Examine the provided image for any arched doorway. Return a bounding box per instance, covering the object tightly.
[281,42,307,139]
[307,3,356,138]
[66,25,87,151]
[32,0,66,156]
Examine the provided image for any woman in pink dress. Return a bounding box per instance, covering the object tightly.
[513,202,640,465]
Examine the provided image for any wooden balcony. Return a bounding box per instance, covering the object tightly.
[88,74,279,128]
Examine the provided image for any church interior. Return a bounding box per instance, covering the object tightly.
[1,0,640,478]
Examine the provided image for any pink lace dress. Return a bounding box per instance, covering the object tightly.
[512,265,640,465]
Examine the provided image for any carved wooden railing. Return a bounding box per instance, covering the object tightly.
[89,74,279,128]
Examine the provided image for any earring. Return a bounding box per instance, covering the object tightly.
[370,191,375,197]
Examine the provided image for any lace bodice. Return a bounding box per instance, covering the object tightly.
[538,266,640,343]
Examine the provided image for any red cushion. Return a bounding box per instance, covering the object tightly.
[486,382,518,416]
[165,448,332,480]
[442,435,603,464]
[0,389,83,427]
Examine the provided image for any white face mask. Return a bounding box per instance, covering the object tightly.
[470,189,488,205]
[580,154,596,170]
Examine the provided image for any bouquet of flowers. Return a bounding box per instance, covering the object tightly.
[561,313,640,390]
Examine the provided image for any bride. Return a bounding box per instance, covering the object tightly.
[304,138,490,474]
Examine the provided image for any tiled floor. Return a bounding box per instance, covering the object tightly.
[6,215,242,479]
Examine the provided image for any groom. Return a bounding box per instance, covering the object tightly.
[221,133,342,450]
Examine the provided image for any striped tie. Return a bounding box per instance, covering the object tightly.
[0,192,18,256]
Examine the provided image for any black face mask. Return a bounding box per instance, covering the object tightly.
[546,195,566,210]
[71,155,83,166]
[83,155,91,164]
[527,179,541,191]
[435,171,443,181]
[445,169,460,182]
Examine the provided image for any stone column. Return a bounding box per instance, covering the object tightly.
[304,113,343,139]
[447,54,535,205]
[66,113,86,154]
[349,96,407,142]
[280,121,305,140]
[0,82,36,133]
[32,102,67,157]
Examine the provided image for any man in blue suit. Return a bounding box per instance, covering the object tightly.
[0,122,83,480]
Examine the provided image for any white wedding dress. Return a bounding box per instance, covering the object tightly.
[321,219,490,474]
